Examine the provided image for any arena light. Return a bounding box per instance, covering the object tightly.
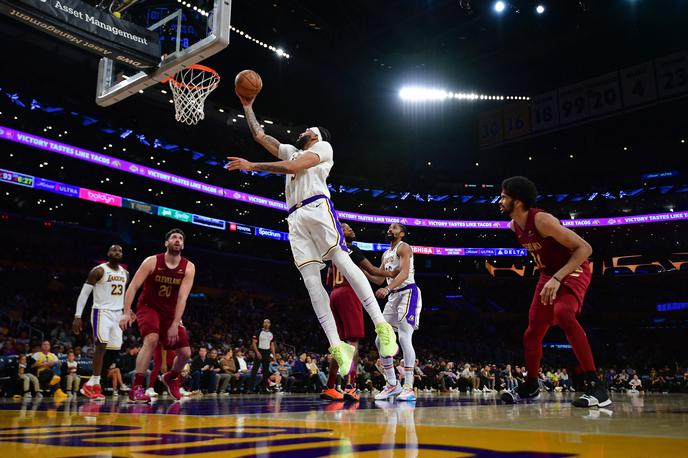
[399,87,449,101]
[536,4,545,14]
[229,26,291,59]
[494,1,506,13]
[400,86,528,103]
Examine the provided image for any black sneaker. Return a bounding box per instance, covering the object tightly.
[572,379,612,408]
[500,379,540,404]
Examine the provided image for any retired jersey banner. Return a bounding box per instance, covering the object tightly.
[0,0,160,68]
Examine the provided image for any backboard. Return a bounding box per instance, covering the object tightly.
[95,0,230,106]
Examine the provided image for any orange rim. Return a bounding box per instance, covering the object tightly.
[163,64,220,91]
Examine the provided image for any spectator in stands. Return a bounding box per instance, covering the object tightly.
[191,347,218,395]
[306,355,325,392]
[234,348,251,393]
[217,349,236,396]
[558,368,572,391]
[504,364,518,391]
[289,353,308,391]
[17,354,40,399]
[31,340,67,399]
[479,365,495,392]
[206,349,222,397]
[265,356,282,392]
[64,350,80,398]
[629,374,642,393]
[118,345,140,385]
[277,358,294,392]
[613,371,629,392]
[106,360,129,396]
[650,369,665,393]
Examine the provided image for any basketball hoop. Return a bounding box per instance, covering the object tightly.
[165,64,220,125]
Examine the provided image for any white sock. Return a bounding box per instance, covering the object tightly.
[404,369,414,388]
[397,320,416,385]
[299,263,341,347]
[87,375,101,386]
[331,249,385,325]
[380,355,397,385]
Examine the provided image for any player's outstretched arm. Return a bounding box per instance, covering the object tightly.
[120,256,156,330]
[357,258,390,285]
[238,96,281,158]
[225,153,320,175]
[73,266,104,335]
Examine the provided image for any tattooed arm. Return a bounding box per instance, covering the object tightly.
[241,104,282,158]
[225,153,320,175]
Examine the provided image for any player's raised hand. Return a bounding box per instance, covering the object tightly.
[72,317,82,335]
[119,311,134,331]
[235,88,254,107]
[225,157,255,172]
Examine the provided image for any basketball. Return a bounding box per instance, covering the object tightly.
[235,70,263,100]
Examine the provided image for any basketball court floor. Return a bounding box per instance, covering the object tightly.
[0,392,685,457]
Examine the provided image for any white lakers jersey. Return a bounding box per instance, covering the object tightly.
[382,241,415,288]
[93,263,128,310]
[277,141,333,208]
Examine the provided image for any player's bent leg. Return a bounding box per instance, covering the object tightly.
[299,263,342,347]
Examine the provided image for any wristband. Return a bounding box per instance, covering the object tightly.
[553,276,562,283]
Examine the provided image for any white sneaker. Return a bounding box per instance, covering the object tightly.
[112,391,119,397]
[23,393,32,399]
[219,392,230,397]
[120,384,131,392]
[180,388,191,397]
[145,387,159,398]
[36,392,44,398]
[375,382,402,400]
[397,385,416,402]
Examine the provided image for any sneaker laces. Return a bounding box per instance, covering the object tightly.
[377,325,392,345]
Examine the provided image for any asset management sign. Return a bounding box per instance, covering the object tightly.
[0,0,161,69]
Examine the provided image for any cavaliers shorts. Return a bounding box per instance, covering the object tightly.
[136,305,190,350]
[529,263,592,325]
[330,286,364,341]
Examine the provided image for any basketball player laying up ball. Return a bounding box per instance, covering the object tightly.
[498,176,610,408]
[227,91,399,377]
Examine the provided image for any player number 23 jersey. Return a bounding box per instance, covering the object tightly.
[93,263,128,310]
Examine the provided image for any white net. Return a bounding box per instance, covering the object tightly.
[167,65,220,125]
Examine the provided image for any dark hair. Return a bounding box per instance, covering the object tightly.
[316,126,331,143]
[165,228,185,241]
[501,176,538,209]
[397,222,408,239]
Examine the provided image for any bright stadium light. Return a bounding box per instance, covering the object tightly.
[399,86,529,103]
[536,4,545,14]
[399,87,449,101]
[494,1,506,13]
